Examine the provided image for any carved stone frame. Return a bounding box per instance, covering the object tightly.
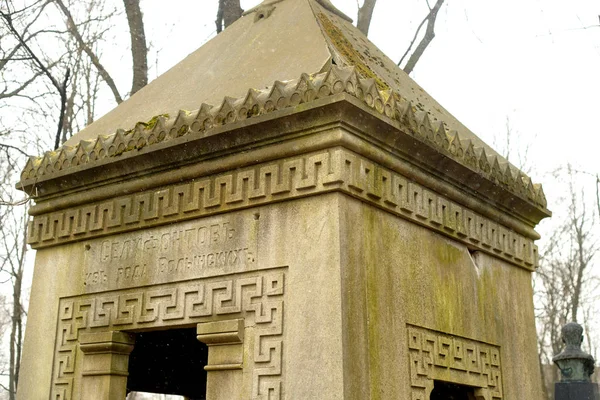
[407,324,503,400]
[50,268,286,400]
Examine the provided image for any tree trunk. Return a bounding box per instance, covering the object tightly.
[357,0,377,36]
[54,68,70,150]
[123,0,148,95]
[9,272,22,400]
[8,220,26,400]
[216,0,243,33]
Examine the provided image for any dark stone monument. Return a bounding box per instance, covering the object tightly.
[554,322,600,400]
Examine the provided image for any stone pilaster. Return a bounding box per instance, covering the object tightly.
[79,331,135,400]
[197,319,245,400]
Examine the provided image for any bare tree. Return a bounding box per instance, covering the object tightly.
[0,1,148,396]
[0,206,28,400]
[0,141,29,400]
[58,0,115,139]
[2,0,148,146]
[495,126,598,397]
[1,1,70,150]
[354,0,446,75]
[535,166,599,396]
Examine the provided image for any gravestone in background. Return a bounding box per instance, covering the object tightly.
[16,0,551,399]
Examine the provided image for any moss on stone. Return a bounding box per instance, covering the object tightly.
[142,113,170,130]
[317,13,389,91]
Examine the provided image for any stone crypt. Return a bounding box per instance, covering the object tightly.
[16,0,551,399]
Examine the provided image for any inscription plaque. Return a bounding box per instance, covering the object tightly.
[83,213,258,292]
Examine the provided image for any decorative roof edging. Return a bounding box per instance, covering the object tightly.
[19,64,547,210]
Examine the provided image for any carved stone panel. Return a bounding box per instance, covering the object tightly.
[82,213,258,292]
[407,324,503,400]
[51,268,286,400]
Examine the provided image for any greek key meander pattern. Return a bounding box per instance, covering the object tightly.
[408,325,503,400]
[28,148,537,269]
[51,270,285,400]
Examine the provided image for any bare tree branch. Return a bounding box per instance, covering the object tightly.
[0,43,24,71]
[0,69,45,100]
[0,197,30,207]
[5,0,46,16]
[400,0,445,75]
[0,143,30,157]
[572,169,600,219]
[54,67,70,149]
[53,0,123,104]
[1,3,70,147]
[0,4,61,91]
[397,11,429,68]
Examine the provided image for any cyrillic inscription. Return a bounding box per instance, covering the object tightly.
[83,214,257,292]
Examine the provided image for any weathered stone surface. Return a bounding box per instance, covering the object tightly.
[20,65,548,212]
[338,195,543,399]
[19,1,549,214]
[82,212,258,292]
[58,0,494,154]
[17,0,549,399]
[18,196,346,399]
[25,147,540,271]
[64,0,331,146]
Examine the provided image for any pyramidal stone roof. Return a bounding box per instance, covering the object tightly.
[19,0,548,211]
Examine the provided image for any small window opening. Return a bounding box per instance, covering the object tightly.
[126,327,208,400]
[430,380,476,400]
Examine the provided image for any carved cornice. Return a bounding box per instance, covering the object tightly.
[19,65,547,211]
[27,149,538,270]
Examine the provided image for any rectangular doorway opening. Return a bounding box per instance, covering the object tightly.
[126,327,208,400]
[126,394,185,399]
[430,380,477,400]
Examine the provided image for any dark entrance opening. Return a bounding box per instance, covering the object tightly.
[127,327,208,400]
[430,380,476,400]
